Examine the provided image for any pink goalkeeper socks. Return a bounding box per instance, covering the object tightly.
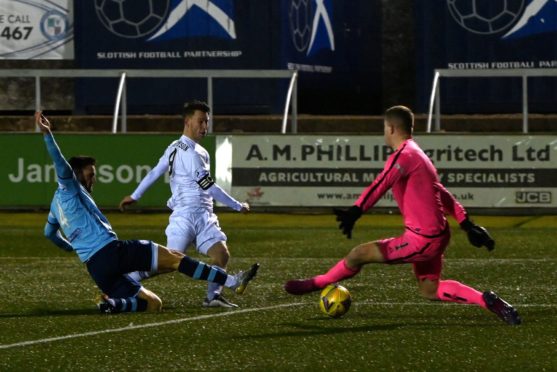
[313,259,361,288]
[437,280,487,308]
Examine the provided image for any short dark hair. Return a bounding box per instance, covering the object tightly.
[68,156,96,174]
[183,100,210,120]
[385,105,414,134]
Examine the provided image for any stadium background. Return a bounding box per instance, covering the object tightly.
[0,0,556,211]
[0,2,556,370]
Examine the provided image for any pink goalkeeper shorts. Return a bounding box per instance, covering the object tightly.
[377,227,451,281]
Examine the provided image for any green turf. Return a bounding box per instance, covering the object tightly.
[1,213,556,371]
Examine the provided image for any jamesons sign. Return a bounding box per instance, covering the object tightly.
[0,134,215,208]
[8,158,165,185]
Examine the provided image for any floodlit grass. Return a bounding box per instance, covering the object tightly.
[0,212,556,370]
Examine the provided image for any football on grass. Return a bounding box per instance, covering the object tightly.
[319,284,352,318]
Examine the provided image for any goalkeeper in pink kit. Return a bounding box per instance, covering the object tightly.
[285,106,521,325]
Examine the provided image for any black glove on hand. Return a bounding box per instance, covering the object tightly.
[460,219,495,251]
[333,206,363,239]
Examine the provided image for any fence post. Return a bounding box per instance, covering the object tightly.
[434,77,441,132]
[112,72,127,133]
[122,76,127,133]
[522,75,528,134]
[292,72,298,133]
[34,75,41,132]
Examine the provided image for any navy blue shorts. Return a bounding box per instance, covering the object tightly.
[86,240,156,298]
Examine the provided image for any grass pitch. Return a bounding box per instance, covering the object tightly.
[0,212,556,371]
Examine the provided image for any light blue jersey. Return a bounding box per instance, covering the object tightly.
[43,133,116,262]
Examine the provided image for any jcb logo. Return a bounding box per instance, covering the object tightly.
[515,191,552,204]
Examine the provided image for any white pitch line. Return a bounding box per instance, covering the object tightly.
[1,301,556,350]
[0,302,305,351]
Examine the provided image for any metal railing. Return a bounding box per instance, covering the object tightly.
[281,70,298,134]
[0,69,298,133]
[113,72,127,133]
[427,68,557,133]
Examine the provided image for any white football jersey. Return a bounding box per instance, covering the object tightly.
[132,135,214,212]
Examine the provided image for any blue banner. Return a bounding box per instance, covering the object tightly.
[416,0,557,113]
[280,0,382,114]
[75,1,281,114]
[74,0,382,114]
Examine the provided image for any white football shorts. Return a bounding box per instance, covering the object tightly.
[165,210,227,255]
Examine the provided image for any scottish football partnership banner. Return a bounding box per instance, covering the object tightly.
[73,0,381,114]
[416,0,557,113]
[216,135,557,209]
[0,0,73,59]
[74,1,281,114]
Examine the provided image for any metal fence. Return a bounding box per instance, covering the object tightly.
[427,68,557,133]
[0,69,298,133]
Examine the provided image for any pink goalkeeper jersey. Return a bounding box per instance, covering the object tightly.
[355,139,467,237]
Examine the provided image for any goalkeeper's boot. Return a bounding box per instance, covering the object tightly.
[233,263,260,294]
[284,278,320,295]
[483,291,522,325]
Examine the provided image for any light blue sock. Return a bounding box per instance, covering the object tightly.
[127,271,151,282]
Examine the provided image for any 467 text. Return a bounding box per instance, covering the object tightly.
[1,26,32,40]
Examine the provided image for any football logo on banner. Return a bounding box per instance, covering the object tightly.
[94,0,236,41]
[289,0,334,56]
[447,0,557,38]
[94,0,170,39]
[40,9,70,41]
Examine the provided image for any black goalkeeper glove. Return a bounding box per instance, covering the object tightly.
[460,219,495,251]
[333,206,363,239]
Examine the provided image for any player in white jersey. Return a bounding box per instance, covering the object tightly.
[120,101,249,308]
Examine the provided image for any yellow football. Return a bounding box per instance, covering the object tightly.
[319,284,352,318]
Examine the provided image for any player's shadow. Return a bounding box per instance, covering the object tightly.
[235,322,409,340]
[0,303,195,319]
[235,316,504,340]
[0,308,101,318]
